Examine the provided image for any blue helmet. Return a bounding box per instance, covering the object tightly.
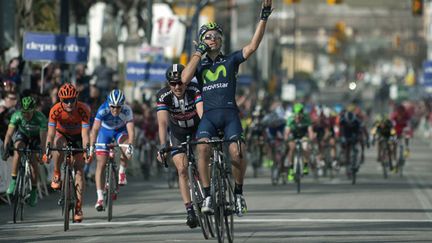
[107,89,125,106]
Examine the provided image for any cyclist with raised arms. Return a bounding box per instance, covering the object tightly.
[284,103,315,181]
[89,89,134,212]
[181,0,273,217]
[43,83,91,222]
[156,64,203,228]
[3,96,47,207]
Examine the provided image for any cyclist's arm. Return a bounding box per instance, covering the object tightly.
[39,131,47,151]
[182,54,201,86]
[89,119,101,146]
[242,19,268,60]
[308,125,315,141]
[46,125,55,148]
[156,110,169,146]
[81,126,90,148]
[196,101,203,119]
[126,121,135,145]
[3,125,16,149]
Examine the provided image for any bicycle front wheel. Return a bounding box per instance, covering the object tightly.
[294,154,301,194]
[188,165,209,239]
[63,167,73,231]
[212,166,225,243]
[13,172,24,223]
[223,175,234,243]
[107,162,115,222]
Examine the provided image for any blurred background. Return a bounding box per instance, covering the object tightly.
[0,0,430,124]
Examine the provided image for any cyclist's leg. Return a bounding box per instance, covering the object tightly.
[6,138,24,194]
[51,133,66,190]
[94,128,112,209]
[73,153,85,222]
[117,130,130,185]
[196,113,216,198]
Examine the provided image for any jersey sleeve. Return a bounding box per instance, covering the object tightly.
[37,112,48,131]
[156,88,169,112]
[79,103,91,128]
[94,104,106,121]
[189,83,203,104]
[232,50,246,65]
[124,105,134,122]
[48,105,58,127]
[8,111,20,127]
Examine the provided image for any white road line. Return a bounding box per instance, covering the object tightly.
[1,218,431,230]
[408,177,432,220]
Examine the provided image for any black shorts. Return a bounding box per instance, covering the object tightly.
[169,127,197,157]
[55,130,83,154]
[12,130,41,149]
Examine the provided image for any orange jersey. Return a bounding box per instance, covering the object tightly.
[48,101,91,135]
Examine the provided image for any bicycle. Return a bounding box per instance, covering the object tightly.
[207,137,242,243]
[344,137,360,185]
[9,146,41,223]
[270,137,287,185]
[47,142,87,231]
[94,143,129,222]
[396,137,405,177]
[378,137,394,179]
[292,138,306,194]
[159,136,215,240]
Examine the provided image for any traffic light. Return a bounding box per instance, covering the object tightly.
[412,0,423,16]
[327,0,343,5]
[284,0,300,4]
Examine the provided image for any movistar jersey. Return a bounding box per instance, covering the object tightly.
[287,114,312,139]
[195,50,246,112]
[9,110,48,137]
[95,102,133,130]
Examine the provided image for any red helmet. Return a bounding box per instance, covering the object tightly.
[58,83,78,99]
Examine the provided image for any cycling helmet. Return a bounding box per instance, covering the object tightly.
[21,96,36,111]
[166,64,185,82]
[58,83,78,99]
[107,89,125,106]
[293,103,304,114]
[198,22,223,41]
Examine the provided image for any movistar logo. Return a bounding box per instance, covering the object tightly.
[202,65,226,84]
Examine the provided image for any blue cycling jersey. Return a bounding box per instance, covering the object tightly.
[195,50,246,112]
[95,101,133,130]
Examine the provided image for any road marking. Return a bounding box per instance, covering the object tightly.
[1,218,431,230]
[408,177,432,220]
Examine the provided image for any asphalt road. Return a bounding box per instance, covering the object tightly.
[1,138,432,242]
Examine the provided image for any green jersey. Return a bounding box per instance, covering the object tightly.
[9,111,48,137]
[287,113,312,139]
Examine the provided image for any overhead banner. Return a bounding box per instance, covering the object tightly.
[422,60,432,86]
[23,32,90,63]
[126,62,171,83]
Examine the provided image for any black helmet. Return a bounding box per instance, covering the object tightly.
[165,64,185,82]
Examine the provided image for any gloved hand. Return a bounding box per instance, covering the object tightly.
[126,144,134,156]
[1,145,9,161]
[195,41,210,55]
[260,1,273,21]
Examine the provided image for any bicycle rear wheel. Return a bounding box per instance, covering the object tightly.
[13,171,24,223]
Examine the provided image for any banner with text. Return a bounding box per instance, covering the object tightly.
[126,62,170,83]
[23,32,90,63]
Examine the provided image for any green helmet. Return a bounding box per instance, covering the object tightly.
[293,103,304,114]
[21,96,36,112]
[198,22,223,41]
